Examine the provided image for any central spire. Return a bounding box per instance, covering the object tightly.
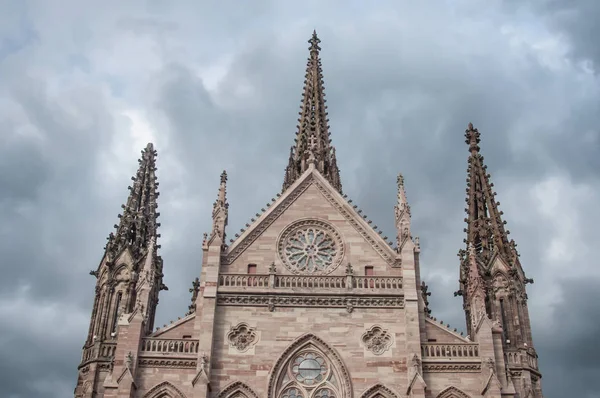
[283,31,342,193]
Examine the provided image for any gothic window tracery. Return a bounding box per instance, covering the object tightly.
[278,220,344,275]
[269,335,351,398]
[276,349,340,398]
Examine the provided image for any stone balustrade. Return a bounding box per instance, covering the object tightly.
[217,273,403,292]
[421,343,480,359]
[140,338,199,355]
[353,276,402,289]
[81,342,116,364]
[219,274,269,288]
[506,350,538,369]
[276,275,346,289]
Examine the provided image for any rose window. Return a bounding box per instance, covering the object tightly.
[278,220,344,275]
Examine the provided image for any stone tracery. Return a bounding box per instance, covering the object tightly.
[268,334,352,398]
[278,220,344,275]
[227,323,258,353]
[361,325,393,355]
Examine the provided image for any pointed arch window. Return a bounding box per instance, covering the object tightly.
[270,334,351,398]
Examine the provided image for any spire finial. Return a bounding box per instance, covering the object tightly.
[465,122,480,154]
[397,173,405,188]
[282,32,342,194]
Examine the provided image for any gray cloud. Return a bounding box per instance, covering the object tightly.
[0,1,598,397]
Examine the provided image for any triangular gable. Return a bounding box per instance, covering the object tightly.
[150,313,195,338]
[425,317,471,343]
[223,165,399,267]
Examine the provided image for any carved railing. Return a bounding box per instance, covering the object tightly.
[219,274,269,288]
[421,343,480,359]
[81,342,116,363]
[353,276,402,289]
[218,273,403,291]
[506,350,538,369]
[140,338,199,355]
[276,275,346,289]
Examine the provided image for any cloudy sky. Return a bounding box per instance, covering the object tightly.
[1,0,599,397]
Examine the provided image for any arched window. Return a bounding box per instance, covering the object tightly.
[360,384,400,398]
[268,334,352,398]
[435,386,471,398]
[143,381,187,398]
[217,381,259,398]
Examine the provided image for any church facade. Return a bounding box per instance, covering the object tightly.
[74,32,544,398]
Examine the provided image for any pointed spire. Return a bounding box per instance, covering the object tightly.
[463,123,513,265]
[282,31,342,193]
[211,170,229,242]
[395,173,411,248]
[105,143,160,263]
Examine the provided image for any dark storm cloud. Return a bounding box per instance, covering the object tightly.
[0,1,598,398]
[512,0,600,71]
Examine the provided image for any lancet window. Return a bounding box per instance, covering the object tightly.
[269,335,351,398]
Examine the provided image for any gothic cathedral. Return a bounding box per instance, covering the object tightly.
[74,32,543,398]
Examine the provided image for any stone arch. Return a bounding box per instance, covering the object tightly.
[143,381,187,398]
[217,381,259,398]
[436,386,471,398]
[360,383,401,398]
[267,333,352,398]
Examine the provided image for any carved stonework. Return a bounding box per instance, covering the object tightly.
[277,219,344,275]
[138,358,197,368]
[227,323,258,353]
[223,175,314,265]
[217,294,404,309]
[313,180,400,267]
[361,325,393,355]
[422,363,481,372]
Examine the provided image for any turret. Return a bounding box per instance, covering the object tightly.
[456,123,542,397]
[75,143,165,397]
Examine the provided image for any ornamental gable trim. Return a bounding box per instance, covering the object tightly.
[222,167,399,268]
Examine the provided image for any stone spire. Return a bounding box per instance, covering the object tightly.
[104,143,161,264]
[282,31,342,193]
[462,123,515,266]
[211,170,229,243]
[77,143,165,394]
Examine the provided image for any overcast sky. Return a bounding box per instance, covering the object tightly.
[1,1,599,397]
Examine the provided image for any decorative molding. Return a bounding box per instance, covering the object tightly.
[217,381,259,398]
[277,218,345,275]
[217,294,404,310]
[138,358,197,369]
[143,381,187,398]
[361,325,393,355]
[423,363,481,373]
[360,384,400,398]
[227,323,258,353]
[313,179,400,267]
[223,175,314,265]
[267,333,352,398]
[435,385,471,398]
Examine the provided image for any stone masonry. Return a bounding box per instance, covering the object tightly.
[74,31,543,398]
